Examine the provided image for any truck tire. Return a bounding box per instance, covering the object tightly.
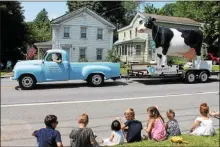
[19,74,36,90]
[185,71,196,83]
[88,74,104,87]
[199,71,209,83]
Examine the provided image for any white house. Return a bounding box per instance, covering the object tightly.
[35,7,115,62]
[114,12,201,64]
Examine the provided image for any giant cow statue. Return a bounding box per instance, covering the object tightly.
[137,16,203,69]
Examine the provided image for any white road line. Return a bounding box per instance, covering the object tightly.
[1,91,219,108]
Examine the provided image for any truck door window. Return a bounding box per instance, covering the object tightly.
[46,53,62,63]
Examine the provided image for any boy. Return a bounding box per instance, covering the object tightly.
[32,115,63,147]
[118,109,143,143]
[69,113,99,147]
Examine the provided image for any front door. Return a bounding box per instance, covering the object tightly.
[43,52,69,81]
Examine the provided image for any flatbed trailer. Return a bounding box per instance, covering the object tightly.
[124,61,220,83]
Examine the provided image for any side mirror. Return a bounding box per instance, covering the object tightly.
[42,60,44,64]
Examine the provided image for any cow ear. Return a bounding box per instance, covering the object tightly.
[152,18,156,22]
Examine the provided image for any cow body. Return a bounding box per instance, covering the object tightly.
[138,17,203,68]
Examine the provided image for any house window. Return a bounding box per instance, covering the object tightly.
[130,30,132,39]
[125,45,127,55]
[124,32,126,39]
[136,45,141,55]
[135,28,137,37]
[81,27,87,38]
[79,47,86,59]
[96,48,103,60]
[97,29,103,39]
[64,27,70,38]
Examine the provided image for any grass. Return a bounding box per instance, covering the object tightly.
[212,65,220,71]
[115,132,219,147]
[0,72,9,76]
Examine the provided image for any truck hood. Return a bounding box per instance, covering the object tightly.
[16,60,43,65]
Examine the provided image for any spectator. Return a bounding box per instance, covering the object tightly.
[52,53,62,63]
[117,108,143,143]
[123,108,134,139]
[102,120,124,146]
[165,109,181,137]
[190,103,215,136]
[69,113,99,147]
[32,115,63,147]
[145,106,167,141]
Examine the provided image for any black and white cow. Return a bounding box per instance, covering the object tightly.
[137,16,203,68]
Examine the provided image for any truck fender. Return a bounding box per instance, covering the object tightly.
[16,66,43,82]
[82,65,111,80]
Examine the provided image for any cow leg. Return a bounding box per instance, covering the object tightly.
[161,46,169,67]
[194,45,202,69]
[156,47,163,66]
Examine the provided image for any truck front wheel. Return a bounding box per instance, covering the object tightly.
[19,74,36,90]
[88,74,104,87]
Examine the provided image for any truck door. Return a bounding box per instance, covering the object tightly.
[43,52,69,81]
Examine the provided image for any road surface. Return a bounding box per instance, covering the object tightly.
[1,77,219,146]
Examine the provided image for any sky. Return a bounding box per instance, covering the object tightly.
[21,1,175,22]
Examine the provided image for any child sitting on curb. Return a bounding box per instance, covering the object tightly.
[69,113,99,147]
[32,114,63,147]
[117,108,143,143]
[190,103,215,136]
[145,106,167,141]
[165,109,181,137]
[102,120,124,146]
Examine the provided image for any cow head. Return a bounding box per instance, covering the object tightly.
[137,16,156,33]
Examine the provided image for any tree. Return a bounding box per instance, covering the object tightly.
[27,8,51,43]
[106,49,120,62]
[159,3,176,16]
[0,1,29,64]
[144,3,160,14]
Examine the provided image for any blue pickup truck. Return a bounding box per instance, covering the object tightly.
[10,49,121,90]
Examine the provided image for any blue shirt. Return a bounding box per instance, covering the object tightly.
[34,127,62,147]
[124,120,143,143]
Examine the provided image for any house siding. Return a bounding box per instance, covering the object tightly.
[52,12,114,62]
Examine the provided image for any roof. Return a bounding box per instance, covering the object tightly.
[142,12,201,26]
[114,37,145,45]
[118,12,201,32]
[51,7,115,29]
[34,41,52,46]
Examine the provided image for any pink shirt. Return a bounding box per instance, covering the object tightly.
[151,118,167,141]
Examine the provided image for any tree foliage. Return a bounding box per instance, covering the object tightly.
[0,1,28,63]
[106,49,120,62]
[26,8,51,43]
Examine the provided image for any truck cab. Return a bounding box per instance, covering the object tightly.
[11,49,120,90]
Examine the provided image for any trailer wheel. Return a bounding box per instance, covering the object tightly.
[199,71,209,83]
[185,71,196,83]
[19,74,36,90]
[88,74,104,87]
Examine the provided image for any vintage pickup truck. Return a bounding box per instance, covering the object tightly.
[10,49,120,90]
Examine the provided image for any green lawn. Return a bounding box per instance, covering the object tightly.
[115,132,219,147]
[212,65,220,71]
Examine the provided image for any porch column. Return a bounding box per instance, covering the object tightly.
[52,26,59,49]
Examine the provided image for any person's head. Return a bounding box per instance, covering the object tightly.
[111,120,121,131]
[124,108,135,120]
[147,106,164,122]
[44,115,58,129]
[56,53,62,60]
[166,109,175,120]
[78,113,89,126]
[200,103,209,117]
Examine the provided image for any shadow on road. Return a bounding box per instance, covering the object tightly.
[15,81,128,90]
[132,78,220,85]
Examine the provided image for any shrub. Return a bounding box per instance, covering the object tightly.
[78,58,89,62]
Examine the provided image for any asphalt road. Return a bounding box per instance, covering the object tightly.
[1,77,220,146]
